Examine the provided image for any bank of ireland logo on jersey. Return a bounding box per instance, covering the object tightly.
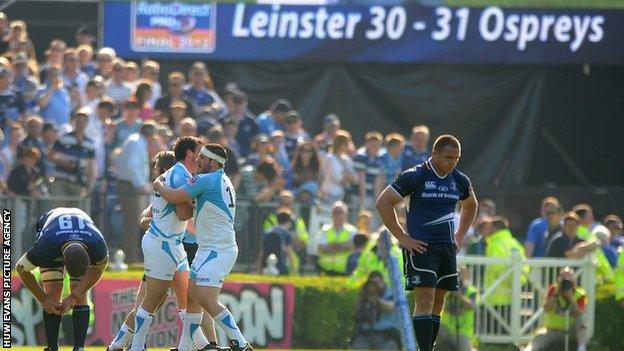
[449,181,457,191]
[131,1,217,54]
[425,181,436,190]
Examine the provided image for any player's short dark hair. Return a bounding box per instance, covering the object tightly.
[488,216,509,231]
[276,209,294,225]
[204,142,228,166]
[353,233,369,249]
[572,204,592,219]
[64,243,90,278]
[433,134,461,152]
[173,136,202,162]
[563,212,581,224]
[153,151,176,176]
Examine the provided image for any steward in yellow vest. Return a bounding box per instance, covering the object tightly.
[317,202,357,275]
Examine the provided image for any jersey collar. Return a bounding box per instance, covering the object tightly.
[426,159,448,180]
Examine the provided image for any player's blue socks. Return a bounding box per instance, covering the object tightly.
[214,308,247,346]
[431,314,441,348]
[413,314,433,351]
[130,307,153,351]
[72,305,90,348]
[110,322,134,349]
[43,310,62,351]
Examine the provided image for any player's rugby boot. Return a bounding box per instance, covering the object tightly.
[228,340,253,351]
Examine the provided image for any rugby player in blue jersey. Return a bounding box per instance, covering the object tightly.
[16,208,109,351]
[376,135,478,351]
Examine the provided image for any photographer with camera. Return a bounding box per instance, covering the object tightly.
[525,267,588,351]
[436,266,477,351]
[350,271,400,350]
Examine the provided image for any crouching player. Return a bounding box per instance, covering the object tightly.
[16,207,109,351]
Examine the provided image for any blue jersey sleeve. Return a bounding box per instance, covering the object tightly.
[89,235,109,266]
[390,167,424,198]
[170,165,191,189]
[454,170,472,201]
[181,173,216,198]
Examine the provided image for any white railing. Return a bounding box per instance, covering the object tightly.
[458,253,596,347]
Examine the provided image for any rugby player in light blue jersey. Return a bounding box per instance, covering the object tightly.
[155,143,253,351]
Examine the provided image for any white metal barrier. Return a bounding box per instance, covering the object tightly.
[458,254,596,347]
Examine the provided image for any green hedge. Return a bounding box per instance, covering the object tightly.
[104,271,623,350]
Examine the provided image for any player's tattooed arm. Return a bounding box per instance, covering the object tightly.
[153,177,192,204]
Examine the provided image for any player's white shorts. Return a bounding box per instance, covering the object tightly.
[142,234,189,281]
[190,247,238,288]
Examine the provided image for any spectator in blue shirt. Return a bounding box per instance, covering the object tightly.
[112,99,143,148]
[37,66,71,128]
[184,61,225,118]
[219,91,260,157]
[257,98,291,135]
[257,209,296,275]
[380,133,405,186]
[402,124,430,170]
[525,196,562,257]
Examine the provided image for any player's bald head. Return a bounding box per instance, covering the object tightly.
[63,242,90,278]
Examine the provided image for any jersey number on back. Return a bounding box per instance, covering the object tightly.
[58,215,86,230]
[225,187,235,208]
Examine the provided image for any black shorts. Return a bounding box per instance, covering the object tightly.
[183,242,199,265]
[402,243,458,291]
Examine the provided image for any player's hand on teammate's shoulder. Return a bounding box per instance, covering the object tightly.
[398,234,428,254]
[42,294,62,315]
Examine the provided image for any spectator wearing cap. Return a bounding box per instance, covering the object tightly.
[402,124,431,170]
[105,58,133,106]
[353,131,384,208]
[154,71,195,122]
[525,197,563,258]
[0,65,25,132]
[184,62,225,118]
[604,214,623,249]
[7,146,45,196]
[257,98,292,135]
[17,115,46,177]
[114,122,157,263]
[140,60,161,107]
[244,133,271,167]
[62,48,89,109]
[219,90,260,157]
[283,110,309,160]
[11,53,39,113]
[95,47,116,80]
[76,44,97,78]
[314,113,341,154]
[112,99,143,148]
[75,26,95,46]
[49,109,96,196]
[380,133,405,186]
[38,65,72,129]
[206,125,241,188]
